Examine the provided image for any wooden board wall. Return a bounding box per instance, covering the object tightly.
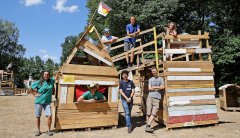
[157,61,218,129]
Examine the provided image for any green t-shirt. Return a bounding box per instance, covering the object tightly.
[31,78,55,104]
[82,91,104,100]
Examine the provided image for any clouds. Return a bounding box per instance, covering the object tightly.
[21,0,44,6]
[21,0,79,13]
[39,49,58,63]
[53,0,79,13]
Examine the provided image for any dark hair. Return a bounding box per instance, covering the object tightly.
[121,70,129,77]
[151,66,158,71]
[39,71,51,85]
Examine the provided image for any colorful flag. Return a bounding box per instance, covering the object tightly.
[97,2,112,17]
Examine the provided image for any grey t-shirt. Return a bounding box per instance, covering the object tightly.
[148,76,164,99]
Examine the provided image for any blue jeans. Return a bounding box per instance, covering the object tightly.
[122,99,133,127]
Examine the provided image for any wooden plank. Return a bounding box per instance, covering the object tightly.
[79,46,112,66]
[60,85,68,103]
[167,88,215,93]
[166,91,215,97]
[169,99,217,106]
[169,95,215,102]
[167,80,214,85]
[165,49,186,54]
[62,74,118,82]
[67,85,75,103]
[111,41,155,60]
[167,76,214,81]
[167,68,201,72]
[62,64,118,77]
[116,28,154,42]
[57,111,118,120]
[58,102,118,110]
[168,108,217,116]
[56,118,118,129]
[166,120,218,129]
[110,39,141,51]
[165,72,214,76]
[195,48,212,53]
[111,87,118,102]
[108,87,112,102]
[112,50,143,62]
[164,61,213,68]
[60,80,116,85]
[168,114,218,124]
[167,84,214,89]
[79,38,110,60]
[164,34,209,40]
[168,105,217,112]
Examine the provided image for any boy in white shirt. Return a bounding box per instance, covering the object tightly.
[101,28,118,53]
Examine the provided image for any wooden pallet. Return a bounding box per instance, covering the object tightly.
[220,107,240,112]
[55,125,117,132]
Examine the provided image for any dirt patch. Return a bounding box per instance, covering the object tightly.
[0,96,240,138]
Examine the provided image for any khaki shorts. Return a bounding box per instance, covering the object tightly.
[146,96,160,116]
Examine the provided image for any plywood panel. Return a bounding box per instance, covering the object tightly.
[169,95,215,102]
[166,91,215,97]
[167,88,215,93]
[169,99,217,106]
[168,108,217,116]
[168,113,218,124]
[62,64,118,77]
[67,85,75,103]
[167,76,214,81]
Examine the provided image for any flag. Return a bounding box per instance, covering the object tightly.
[7,62,12,70]
[97,2,112,17]
[89,25,95,33]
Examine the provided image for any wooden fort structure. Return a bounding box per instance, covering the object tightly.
[0,70,14,96]
[110,28,219,129]
[219,84,240,111]
[54,26,119,130]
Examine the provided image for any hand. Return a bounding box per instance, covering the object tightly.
[89,99,96,103]
[126,98,132,103]
[109,39,114,43]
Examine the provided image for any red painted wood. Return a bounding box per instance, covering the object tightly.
[168,114,218,124]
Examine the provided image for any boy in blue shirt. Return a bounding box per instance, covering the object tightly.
[124,16,140,67]
[119,70,135,133]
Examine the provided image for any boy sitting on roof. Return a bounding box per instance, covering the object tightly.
[77,82,106,103]
[101,28,118,53]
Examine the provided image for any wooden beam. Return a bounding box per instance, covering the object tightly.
[164,34,209,40]
[79,46,112,66]
[111,41,155,60]
[110,39,141,51]
[62,64,118,76]
[116,28,154,42]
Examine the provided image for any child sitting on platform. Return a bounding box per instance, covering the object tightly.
[164,22,177,36]
[77,82,106,103]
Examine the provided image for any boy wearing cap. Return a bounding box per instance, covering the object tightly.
[119,70,135,133]
[77,82,106,103]
[124,16,140,67]
[101,28,118,53]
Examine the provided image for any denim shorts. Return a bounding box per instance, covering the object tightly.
[35,104,52,117]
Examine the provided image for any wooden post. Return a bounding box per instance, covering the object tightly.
[198,30,203,61]
[153,27,159,71]
[205,32,212,61]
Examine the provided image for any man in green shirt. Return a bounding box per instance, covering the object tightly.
[29,71,58,136]
[77,82,106,103]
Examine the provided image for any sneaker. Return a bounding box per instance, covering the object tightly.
[145,125,154,133]
[46,130,54,136]
[34,130,41,137]
[128,126,132,133]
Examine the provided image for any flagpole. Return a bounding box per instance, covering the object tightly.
[89,8,98,26]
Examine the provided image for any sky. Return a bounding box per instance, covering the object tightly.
[0,0,89,63]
